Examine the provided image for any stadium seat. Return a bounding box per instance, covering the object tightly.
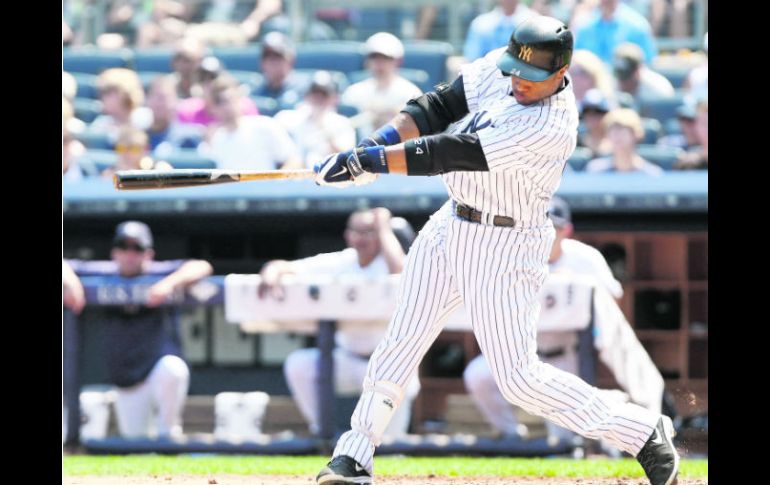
[63,48,133,74]
[250,96,280,117]
[566,147,593,171]
[75,130,113,150]
[348,68,431,93]
[83,149,117,173]
[638,93,685,125]
[664,118,682,135]
[337,103,360,118]
[402,41,454,88]
[160,151,217,169]
[636,144,685,170]
[132,47,176,73]
[652,65,691,89]
[212,44,262,72]
[295,41,366,74]
[70,72,99,99]
[73,98,103,123]
[641,118,662,144]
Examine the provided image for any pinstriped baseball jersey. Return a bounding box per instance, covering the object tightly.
[440,47,579,226]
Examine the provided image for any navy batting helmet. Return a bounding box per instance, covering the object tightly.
[497,16,573,82]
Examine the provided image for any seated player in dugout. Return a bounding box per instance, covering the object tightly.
[62,221,213,439]
[257,208,420,440]
[312,15,680,485]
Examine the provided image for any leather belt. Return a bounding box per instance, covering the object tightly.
[455,203,515,227]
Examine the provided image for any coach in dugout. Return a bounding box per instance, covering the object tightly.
[62,221,212,439]
[257,208,420,440]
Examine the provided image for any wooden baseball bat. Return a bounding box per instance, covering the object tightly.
[113,169,315,190]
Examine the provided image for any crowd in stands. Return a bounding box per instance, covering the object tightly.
[63,0,708,180]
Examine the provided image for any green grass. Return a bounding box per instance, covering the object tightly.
[63,455,708,478]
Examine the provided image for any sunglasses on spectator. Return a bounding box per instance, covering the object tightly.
[113,241,146,252]
[115,144,145,154]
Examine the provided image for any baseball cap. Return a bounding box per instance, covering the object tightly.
[676,100,697,121]
[308,70,338,96]
[262,31,296,59]
[548,196,571,227]
[199,56,223,81]
[365,32,404,59]
[613,43,644,81]
[113,221,154,249]
[580,88,610,115]
[496,16,573,82]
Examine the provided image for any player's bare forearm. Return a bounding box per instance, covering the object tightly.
[388,113,421,143]
[159,260,213,290]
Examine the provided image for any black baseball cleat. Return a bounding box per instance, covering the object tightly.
[316,455,372,484]
[636,416,680,485]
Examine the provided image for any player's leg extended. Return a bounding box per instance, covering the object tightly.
[454,222,659,457]
[148,354,190,438]
[330,208,462,476]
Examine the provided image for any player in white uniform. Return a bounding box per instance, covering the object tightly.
[463,196,665,454]
[313,16,679,485]
[259,208,420,439]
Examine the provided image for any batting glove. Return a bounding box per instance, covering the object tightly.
[314,150,355,188]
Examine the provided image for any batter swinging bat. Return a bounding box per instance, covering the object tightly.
[113,169,315,190]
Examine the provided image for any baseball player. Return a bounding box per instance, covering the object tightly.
[259,208,420,440]
[463,196,665,455]
[313,16,679,485]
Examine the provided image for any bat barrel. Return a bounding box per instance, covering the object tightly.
[114,170,240,190]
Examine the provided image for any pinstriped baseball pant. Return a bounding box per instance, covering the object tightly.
[333,202,659,473]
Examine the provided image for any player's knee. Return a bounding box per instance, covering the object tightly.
[463,355,493,392]
[156,355,190,384]
[284,348,318,385]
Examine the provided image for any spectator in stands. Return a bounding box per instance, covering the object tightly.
[145,76,204,156]
[586,108,663,175]
[683,32,708,101]
[569,49,618,112]
[657,100,699,151]
[135,0,193,47]
[252,32,306,109]
[63,98,97,181]
[341,32,423,137]
[274,71,356,169]
[464,197,665,455]
[573,0,658,65]
[199,76,301,170]
[62,71,77,102]
[62,74,87,135]
[62,221,213,439]
[259,208,420,440]
[100,0,156,46]
[239,0,284,41]
[462,0,536,61]
[577,89,612,158]
[673,97,707,170]
[170,37,207,99]
[177,59,259,128]
[613,42,674,101]
[91,68,153,144]
[102,127,173,180]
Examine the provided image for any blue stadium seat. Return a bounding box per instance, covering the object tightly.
[567,147,593,171]
[402,41,454,88]
[132,47,176,73]
[160,151,217,169]
[73,98,103,123]
[641,118,662,144]
[75,130,112,150]
[83,149,117,173]
[63,48,132,74]
[638,93,685,125]
[337,103,360,118]
[651,65,691,89]
[250,96,280,117]
[636,144,684,170]
[348,68,431,93]
[664,118,683,135]
[70,72,99,99]
[295,42,366,74]
[212,44,262,72]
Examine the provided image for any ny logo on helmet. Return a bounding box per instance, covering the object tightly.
[519,45,533,62]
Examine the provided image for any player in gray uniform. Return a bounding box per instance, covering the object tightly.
[313,16,679,485]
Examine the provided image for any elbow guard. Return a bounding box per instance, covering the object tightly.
[404,133,489,175]
[400,76,470,136]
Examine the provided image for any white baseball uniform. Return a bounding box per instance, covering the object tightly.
[282,248,420,439]
[464,238,660,444]
[332,47,660,474]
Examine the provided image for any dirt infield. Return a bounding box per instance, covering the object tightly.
[64,475,708,484]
